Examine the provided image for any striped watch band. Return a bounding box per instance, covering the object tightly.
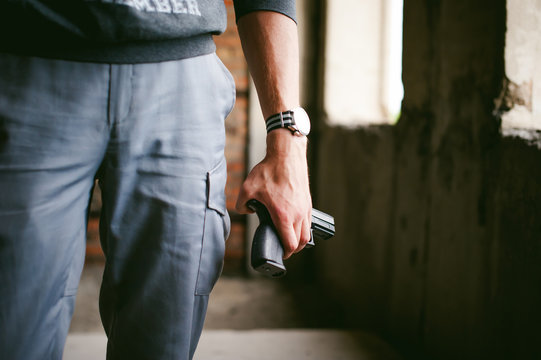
[265,111,295,133]
[264,107,310,136]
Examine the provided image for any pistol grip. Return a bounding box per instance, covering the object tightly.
[248,200,286,278]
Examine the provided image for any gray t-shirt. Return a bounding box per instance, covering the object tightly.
[0,0,296,63]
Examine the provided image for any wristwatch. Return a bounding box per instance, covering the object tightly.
[265,107,311,136]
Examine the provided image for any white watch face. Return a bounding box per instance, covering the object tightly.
[293,107,311,135]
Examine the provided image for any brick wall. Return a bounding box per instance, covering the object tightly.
[86,0,249,274]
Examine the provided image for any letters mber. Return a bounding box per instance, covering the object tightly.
[92,0,202,16]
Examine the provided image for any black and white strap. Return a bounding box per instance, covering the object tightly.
[265,111,296,133]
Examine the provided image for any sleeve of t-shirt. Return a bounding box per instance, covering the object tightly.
[233,0,297,24]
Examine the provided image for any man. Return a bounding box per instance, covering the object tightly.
[0,0,312,359]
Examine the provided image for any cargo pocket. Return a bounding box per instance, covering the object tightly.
[195,157,230,296]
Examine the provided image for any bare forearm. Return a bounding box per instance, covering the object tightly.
[237,11,300,119]
[235,11,312,259]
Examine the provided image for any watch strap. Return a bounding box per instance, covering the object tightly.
[265,110,296,134]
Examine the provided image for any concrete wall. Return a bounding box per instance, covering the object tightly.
[309,0,541,358]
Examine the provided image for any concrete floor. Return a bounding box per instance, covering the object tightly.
[69,263,311,332]
[65,264,401,359]
[65,330,401,360]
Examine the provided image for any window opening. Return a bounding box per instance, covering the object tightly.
[324,0,404,126]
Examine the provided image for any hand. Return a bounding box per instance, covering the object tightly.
[236,129,312,259]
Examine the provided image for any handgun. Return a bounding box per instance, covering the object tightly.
[247,199,335,278]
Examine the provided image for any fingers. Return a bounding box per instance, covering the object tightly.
[234,155,312,259]
[237,183,312,259]
[275,209,312,259]
[280,226,298,260]
[295,214,312,253]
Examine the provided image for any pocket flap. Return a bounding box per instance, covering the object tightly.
[207,158,227,216]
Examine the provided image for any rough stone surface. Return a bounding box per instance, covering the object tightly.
[503,0,541,130]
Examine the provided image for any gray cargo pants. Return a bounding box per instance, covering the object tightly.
[0,52,234,360]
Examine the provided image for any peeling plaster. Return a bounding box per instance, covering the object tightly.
[502,0,541,130]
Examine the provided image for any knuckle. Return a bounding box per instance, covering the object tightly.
[282,240,297,254]
[240,183,253,197]
[274,208,292,226]
[274,206,287,218]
